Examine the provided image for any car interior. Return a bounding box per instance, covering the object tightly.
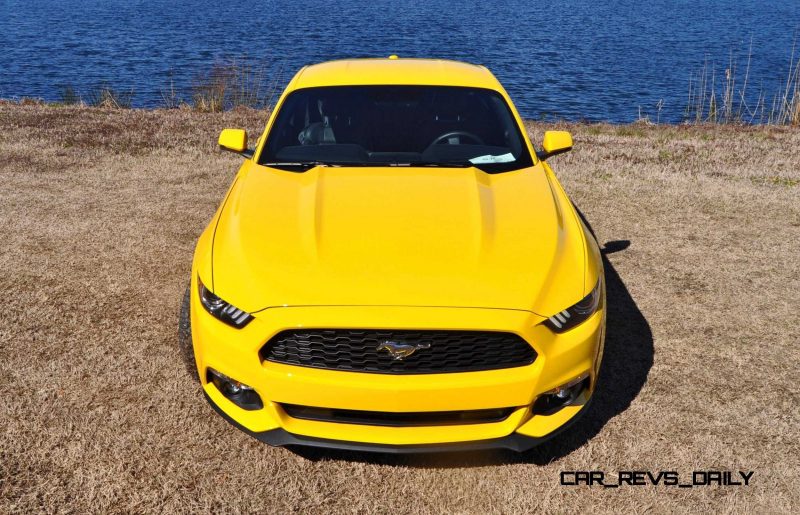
[260,85,531,171]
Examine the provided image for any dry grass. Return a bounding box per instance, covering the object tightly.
[1,104,798,514]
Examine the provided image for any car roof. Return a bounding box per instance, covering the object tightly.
[289,58,504,91]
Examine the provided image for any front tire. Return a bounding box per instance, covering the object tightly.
[178,285,199,381]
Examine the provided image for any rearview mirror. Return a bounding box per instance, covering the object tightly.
[218,129,253,158]
[537,131,573,160]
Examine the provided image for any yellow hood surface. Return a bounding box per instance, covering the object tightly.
[211,163,586,316]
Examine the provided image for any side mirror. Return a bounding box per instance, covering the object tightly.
[218,129,253,158]
[537,131,573,160]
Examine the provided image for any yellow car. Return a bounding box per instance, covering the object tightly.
[181,57,605,453]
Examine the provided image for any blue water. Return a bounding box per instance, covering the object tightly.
[1,0,798,122]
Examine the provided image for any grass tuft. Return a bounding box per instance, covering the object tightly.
[58,85,82,105]
[190,59,283,112]
[87,84,134,109]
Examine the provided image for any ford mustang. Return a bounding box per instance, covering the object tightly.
[180,57,605,453]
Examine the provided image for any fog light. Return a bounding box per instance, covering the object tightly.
[532,373,589,416]
[207,368,263,410]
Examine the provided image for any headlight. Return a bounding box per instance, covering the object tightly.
[544,280,601,332]
[197,276,253,328]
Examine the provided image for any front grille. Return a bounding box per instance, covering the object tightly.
[260,329,536,374]
[281,404,515,427]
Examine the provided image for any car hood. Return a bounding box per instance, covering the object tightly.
[211,163,585,315]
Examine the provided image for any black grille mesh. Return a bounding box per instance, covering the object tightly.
[260,329,536,374]
[281,404,515,426]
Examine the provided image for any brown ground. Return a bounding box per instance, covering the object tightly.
[1,103,798,514]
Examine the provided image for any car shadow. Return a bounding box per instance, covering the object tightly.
[287,237,653,467]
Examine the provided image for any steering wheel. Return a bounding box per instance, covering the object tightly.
[427,131,484,149]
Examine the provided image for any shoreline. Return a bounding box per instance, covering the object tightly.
[2,100,797,133]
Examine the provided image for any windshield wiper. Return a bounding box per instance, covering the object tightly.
[367,161,472,168]
[406,161,472,168]
[262,161,387,169]
[261,161,330,171]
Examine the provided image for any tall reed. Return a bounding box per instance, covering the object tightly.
[190,59,284,112]
[685,38,799,125]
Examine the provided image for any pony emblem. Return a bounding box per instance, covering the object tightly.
[376,340,430,361]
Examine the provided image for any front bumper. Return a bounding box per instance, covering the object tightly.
[190,276,605,451]
[203,389,593,453]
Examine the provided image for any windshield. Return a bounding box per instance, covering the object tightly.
[259,85,533,173]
